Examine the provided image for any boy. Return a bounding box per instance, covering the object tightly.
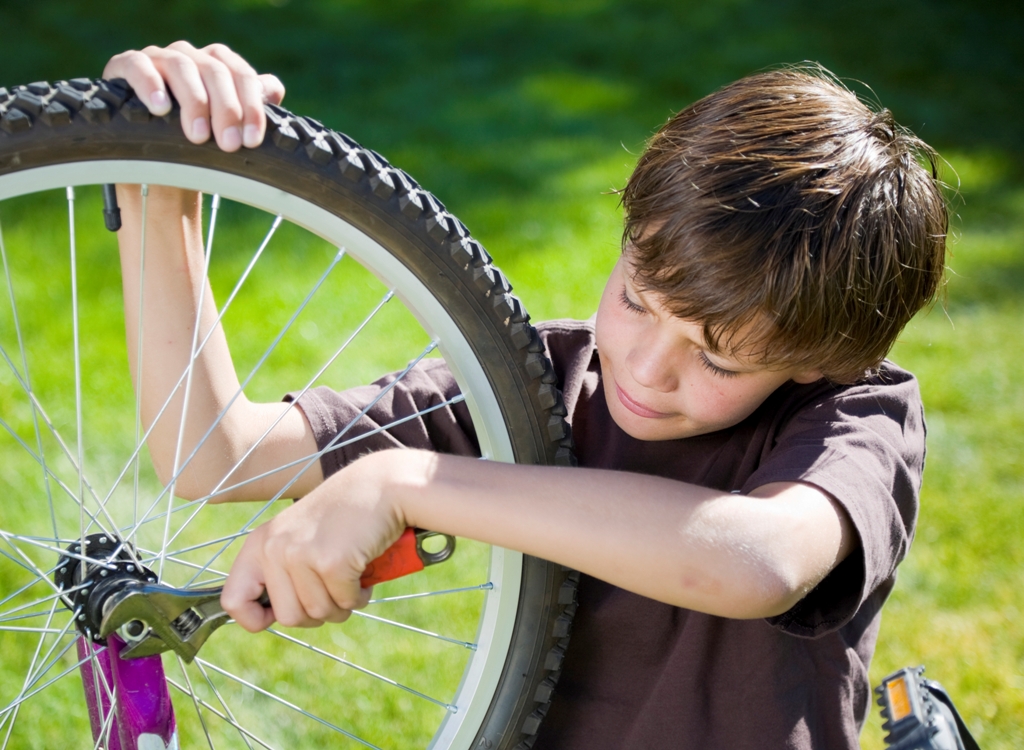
[106,43,947,748]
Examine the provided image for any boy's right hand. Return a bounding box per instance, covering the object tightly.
[103,42,286,153]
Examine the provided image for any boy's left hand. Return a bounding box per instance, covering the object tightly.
[103,41,285,152]
[221,451,422,632]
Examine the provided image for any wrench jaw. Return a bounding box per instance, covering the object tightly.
[99,582,231,664]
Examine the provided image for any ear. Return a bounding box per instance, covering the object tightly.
[791,368,824,385]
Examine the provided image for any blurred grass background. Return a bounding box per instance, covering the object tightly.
[1,0,1022,746]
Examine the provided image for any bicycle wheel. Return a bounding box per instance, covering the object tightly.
[0,79,576,749]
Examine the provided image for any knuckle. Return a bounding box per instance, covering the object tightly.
[305,601,333,621]
[327,610,351,624]
[276,612,300,628]
[204,42,233,57]
[167,40,197,53]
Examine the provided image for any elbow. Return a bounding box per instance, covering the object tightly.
[671,556,810,620]
[746,563,812,618]
[146,428,243,502]
[149,454,215,502]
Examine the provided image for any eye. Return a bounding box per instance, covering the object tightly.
[698,351,739,379]
[618,287,646,315]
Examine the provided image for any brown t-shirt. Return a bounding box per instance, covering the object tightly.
[291,319,925,750]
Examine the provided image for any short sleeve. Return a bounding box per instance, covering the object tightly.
[742,364,926,638]
[285,358,479,479]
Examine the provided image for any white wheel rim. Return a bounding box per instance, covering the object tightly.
[0,161,524,750]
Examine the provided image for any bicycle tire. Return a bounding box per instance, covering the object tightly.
[0,78,576,750]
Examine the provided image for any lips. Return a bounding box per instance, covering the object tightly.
[614,383,673,419]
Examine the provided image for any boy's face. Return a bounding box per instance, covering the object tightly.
[594,257,822,442]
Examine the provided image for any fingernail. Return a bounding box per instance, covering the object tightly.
[243,124,262,148]
[222,126,242,151]
[149,89,169,114]
[191,117,210,142]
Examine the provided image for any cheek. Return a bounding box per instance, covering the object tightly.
[675,367,751,420]
[594,289,628,360]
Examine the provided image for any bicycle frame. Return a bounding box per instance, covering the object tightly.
[78,636,177,750]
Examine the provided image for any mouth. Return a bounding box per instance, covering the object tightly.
[614,383,673,419]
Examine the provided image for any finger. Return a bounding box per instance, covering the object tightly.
[204,44,270,149]
[167,41,244,152]
[323,566,373,614]
[141,44,214,145]
[264,565,325,628]
[291,566,352,625]
[222,543,275,633]
[258,74,286,106]
[103,50,173,117]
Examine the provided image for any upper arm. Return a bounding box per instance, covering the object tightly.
[202,399,324,503]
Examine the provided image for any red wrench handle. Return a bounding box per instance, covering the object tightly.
[359,528,424,587]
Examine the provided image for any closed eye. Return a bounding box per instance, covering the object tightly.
[698,351,739,379]
[618,287,646,315]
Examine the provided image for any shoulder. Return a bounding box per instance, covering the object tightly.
[772,360,922,431]
[533,319,601,420]
[535,318,596,349]
[534,318,598,372]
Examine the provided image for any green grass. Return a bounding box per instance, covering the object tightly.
[0,0,1022,747]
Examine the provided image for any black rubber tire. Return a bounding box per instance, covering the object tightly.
[0,78,577,750]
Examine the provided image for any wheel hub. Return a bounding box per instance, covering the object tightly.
[54,533,157,643]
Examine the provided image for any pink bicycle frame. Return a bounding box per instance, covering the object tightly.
[78,635,177,750]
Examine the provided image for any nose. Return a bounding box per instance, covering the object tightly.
[625,327,679,393]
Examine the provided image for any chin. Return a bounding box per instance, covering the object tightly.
[608,404,692,441]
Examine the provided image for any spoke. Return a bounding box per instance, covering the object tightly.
[196,658,385,749]
[182,340,438,586]
[67,187,86,554]
[368,581,493,604]
[350,610,476,649]
[177,655,217,750]
[167,676,275,750]
[0,609,65,624]
[0,707,15,750]
[104,213,283,521]
[161,193,222,578]
[0,217,56,539]
[265,627,456,712]
[0,626,68,634]
[194,660,257,750]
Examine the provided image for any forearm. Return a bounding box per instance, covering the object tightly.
[116,185,321,500]
[383,451,854,618]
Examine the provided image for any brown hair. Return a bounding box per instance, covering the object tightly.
[621,64,948,383]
